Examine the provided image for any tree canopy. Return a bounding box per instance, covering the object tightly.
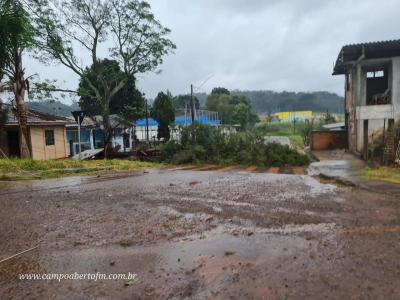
[78,59,145,121]
[0,0,36,157]
[172,94,200,111]
[151,92,175,140]
[29,0,175,156]
[205,87,257,128]
[211,87,230,96]
[0,0,34,78]
[231,90,344,114]
[31,0,176,82]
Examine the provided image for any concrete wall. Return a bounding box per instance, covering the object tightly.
[346,56,400,155]
[311,131,348,151]
[392,57,400,109]
[30,126,67,160]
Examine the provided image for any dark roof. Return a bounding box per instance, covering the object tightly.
[66,114,134,129]
[3,104,69,126]
[333,39,400,75]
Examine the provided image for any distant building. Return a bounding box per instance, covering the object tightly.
[333,39,400,163]
[274,111,313,122]
[66,115,135,156]
[0,106,136,159]
[0,107,68,160]
[322,122,346,131]
[135,113,221,141]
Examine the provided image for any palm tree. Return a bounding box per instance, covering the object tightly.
[0,0,35,157]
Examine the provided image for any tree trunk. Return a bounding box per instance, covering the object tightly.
[13,53,31,158]
[102,102,112,159]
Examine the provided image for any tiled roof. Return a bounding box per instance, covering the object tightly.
[66,115,134,129]
[3,104,69,126]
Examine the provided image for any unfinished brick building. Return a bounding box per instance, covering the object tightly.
[333,40,400,164]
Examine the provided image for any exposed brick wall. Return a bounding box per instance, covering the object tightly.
[311,130,348,151]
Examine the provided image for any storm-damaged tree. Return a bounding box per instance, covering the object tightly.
[151,92,175,141]
[0,0,35,158]
[29,0,175,157]
[78,59,145,140]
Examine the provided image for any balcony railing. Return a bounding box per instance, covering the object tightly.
[367,89,391,105]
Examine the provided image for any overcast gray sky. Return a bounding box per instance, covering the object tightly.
[26,0,400,102]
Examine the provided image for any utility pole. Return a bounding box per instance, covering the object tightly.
[184,103,187,126]
[145,99,149,142]
[293,111,296,133]
[78,115,81,160]
[190,84,195,123]
[71,111,86,160]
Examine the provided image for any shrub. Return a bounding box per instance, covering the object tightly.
[181,122,213,149]
[160,141,181,162]
[160,123,309,167]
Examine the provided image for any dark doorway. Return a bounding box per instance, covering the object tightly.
[7,130,20,157]
[363,120,369,160]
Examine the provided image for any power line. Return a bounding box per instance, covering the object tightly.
[193,74,214,92]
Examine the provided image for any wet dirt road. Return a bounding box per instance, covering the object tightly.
[1,169,400,299]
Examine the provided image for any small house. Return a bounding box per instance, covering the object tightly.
[66,114,135,156]
[0,107,68,160]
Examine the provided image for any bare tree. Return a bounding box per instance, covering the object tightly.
[30,0,175,157]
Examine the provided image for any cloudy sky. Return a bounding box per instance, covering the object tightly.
[27,0,400,102]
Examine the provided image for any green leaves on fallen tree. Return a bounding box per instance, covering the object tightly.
[161,123,309,167]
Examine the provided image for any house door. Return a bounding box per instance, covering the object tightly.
[363,120,369,160]
[7,130,20,157]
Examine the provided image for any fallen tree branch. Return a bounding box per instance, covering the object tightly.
[0,245,39,264]
[29,87,78,94]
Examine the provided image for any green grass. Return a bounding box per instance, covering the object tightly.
[362,167,400,184]
[0,158,160,180]
[257,122,305,149]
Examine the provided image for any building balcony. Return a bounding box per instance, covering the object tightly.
[356,104,396,120]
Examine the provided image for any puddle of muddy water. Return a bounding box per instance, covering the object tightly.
[5,227,322,299]
[40,227,319,276]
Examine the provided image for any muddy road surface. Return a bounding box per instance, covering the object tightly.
[1,169,400,299]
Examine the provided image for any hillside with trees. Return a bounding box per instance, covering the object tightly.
[196,90,344,114]
[25,100,80,117]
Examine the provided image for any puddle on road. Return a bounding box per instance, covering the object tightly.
[4,226,323,299]
[308,160,365,179]
[38,226,325,277]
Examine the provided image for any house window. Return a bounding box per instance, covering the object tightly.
[367,70,385,78]
[45,129,55,146]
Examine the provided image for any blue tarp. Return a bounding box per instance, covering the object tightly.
[135,116,221,127]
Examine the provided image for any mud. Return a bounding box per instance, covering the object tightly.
[1,169,400,299]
